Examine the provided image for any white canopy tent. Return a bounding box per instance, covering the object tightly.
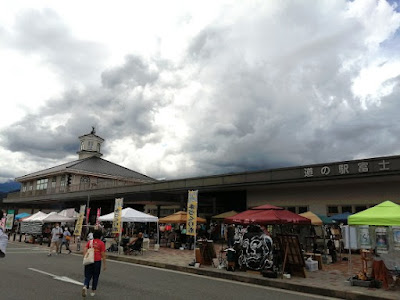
[58,208,79,220]
[23,211,75,223]
[23,211,48,222]
[98,207,159,245]
[41,212,76,223]
[98,207,158,223]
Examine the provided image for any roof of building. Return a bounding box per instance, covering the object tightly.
[16,156,156,182]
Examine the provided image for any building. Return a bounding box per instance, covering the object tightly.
[4,130,400,218]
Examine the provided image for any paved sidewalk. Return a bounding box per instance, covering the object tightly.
[12,238,400,300]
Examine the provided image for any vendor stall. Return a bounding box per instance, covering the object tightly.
[224,204,311,276]
[98,207,159,248]
[348,200,400,289]
[159,211,206,249]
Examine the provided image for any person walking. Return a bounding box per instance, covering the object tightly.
[48,223,62,256]
[59,226,72,254]
[82,230,106,297]
[0,210,8,258]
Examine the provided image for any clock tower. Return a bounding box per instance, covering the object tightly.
[77,127,104,159]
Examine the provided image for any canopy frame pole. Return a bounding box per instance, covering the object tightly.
[157,221,160,245]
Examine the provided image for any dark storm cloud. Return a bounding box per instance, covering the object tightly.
[1,1,400,182]
[5,9,106,82]
[101,55,159,88]
[0,54,170,162]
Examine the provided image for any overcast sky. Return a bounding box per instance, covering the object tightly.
[0,0,400,183]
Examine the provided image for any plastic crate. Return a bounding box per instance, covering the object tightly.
[350,279,371,287]
[305,260,318,272]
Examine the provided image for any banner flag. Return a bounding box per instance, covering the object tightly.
[5,209,15,230]
[112,198,123,234]
[86,207,91,225]
[74,205,86,236]
[0,216,5,231]
[186,190,198,236]
[96,208,101,227]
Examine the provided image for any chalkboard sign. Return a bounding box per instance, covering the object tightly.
[276,234,306,278]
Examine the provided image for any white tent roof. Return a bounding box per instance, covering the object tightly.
[23,211,48,222]
[98,207,158,223]
[42,212,76,223]
[58,208,79,219]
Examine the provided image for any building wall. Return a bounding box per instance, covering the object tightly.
[247,181,400,215]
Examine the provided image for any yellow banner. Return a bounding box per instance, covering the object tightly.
[186,190,198,236]
[74,205,86,236]
[112,198,123,234]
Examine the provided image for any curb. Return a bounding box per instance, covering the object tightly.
[105,254,392,300]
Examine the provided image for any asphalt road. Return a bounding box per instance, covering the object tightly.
[0,242,340,300]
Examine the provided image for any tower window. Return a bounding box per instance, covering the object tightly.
[80,141,84,150]
[88,141,93,150]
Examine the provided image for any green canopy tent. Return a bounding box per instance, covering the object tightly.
[348,200,400,226]
[347,200,400,274]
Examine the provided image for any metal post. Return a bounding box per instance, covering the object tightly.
[86,194,90,237]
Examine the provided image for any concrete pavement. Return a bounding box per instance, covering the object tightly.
[10,237,400,300]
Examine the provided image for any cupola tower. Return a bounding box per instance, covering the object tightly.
[77,127,104,159]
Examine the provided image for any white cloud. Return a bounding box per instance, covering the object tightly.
[0,0,400,183]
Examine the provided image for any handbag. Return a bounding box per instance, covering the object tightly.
[83,240,94,265]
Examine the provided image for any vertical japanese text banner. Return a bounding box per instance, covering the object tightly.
[186,190,198,236]
[112,198,123,234]
[74,205,86,236]
[5,209,15,230]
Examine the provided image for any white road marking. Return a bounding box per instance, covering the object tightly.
[109,260,340,300]
[28,268,83,286]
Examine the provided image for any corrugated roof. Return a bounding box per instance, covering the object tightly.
[16,156,155,182]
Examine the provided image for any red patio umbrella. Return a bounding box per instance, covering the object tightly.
[224,204,311,225]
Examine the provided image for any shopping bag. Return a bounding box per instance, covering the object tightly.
[83,240,94,265]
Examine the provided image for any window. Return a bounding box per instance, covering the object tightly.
[36,178,48,190]
[342,206,352,213]
[22,183,27,192]
[328,206,339,216]
[287,207,296,213]
[298,206,308,214]
[51,177,56,189]
[80,141,84,150]
[81,176,90,183]
[97,143,100,152]
[28,183,33,191]
[88,141,93,150]
[355,206,367,213]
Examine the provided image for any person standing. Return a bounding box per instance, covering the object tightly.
[227,224,235,248]
[0,210,8,258]
[48,223,62,256]
[82,230,106,297]
[59,227,72,254]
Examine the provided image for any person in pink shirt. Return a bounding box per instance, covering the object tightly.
[82,230,106,297]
